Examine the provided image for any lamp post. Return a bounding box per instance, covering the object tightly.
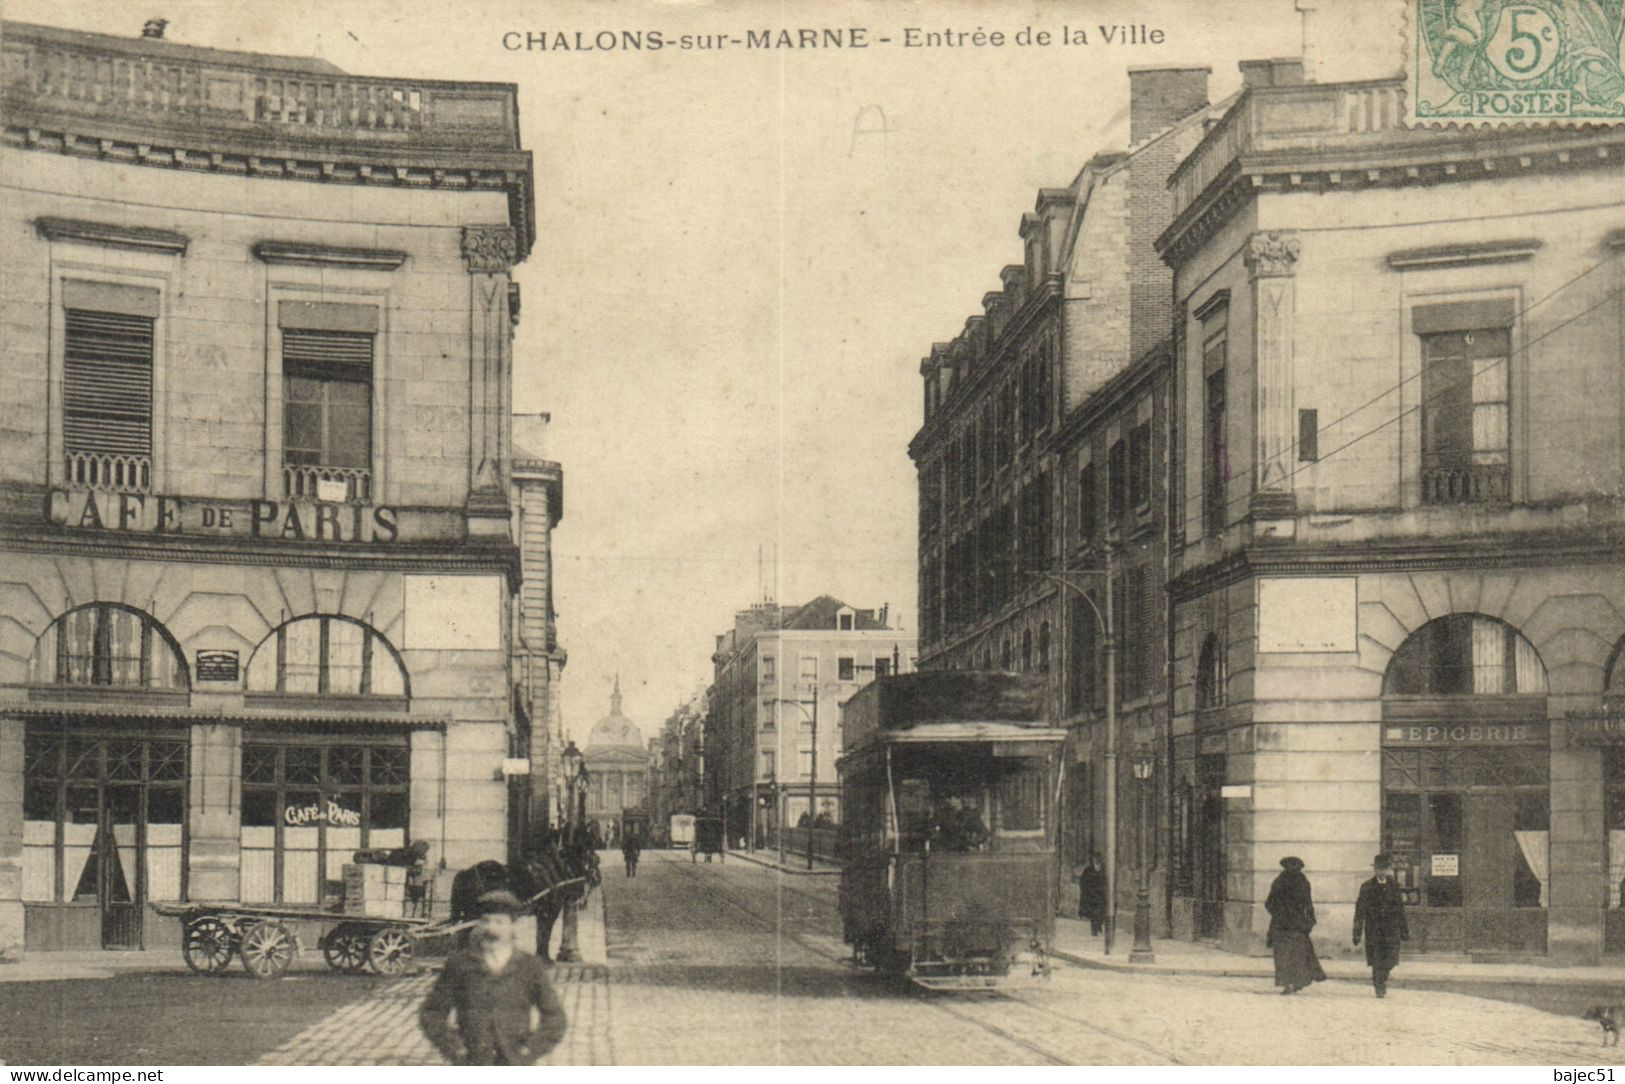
[769,693,819,870]
[557,740,584,963]
[1029,533,1117,954]
[1130,742,1156,963]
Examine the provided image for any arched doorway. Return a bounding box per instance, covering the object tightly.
[1380,613,1548,954]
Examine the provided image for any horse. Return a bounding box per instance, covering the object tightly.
[447,833,600,961]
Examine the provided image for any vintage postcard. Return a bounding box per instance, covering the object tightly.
[1,0,1623,1072]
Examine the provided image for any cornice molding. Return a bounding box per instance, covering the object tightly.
[1386,238,1542,271]
[35,215,189,255]
[252,240,407,270]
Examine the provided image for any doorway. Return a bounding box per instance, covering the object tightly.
[1194,754,1226,941]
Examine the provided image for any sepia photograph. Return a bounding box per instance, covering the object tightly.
[0,0,1623,1070]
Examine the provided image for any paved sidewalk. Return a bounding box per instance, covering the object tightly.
[0,948,180,983]
[1051,917,1625,988]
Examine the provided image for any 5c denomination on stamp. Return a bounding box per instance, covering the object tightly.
[1409,0,1625,123]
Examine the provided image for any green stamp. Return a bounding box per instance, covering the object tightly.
[1410,0,1625,122]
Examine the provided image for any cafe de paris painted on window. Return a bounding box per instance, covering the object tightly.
[45,487,401,544]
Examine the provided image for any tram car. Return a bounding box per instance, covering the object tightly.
[836,671,1064,990]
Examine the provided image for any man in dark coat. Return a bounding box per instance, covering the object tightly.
[1265,856,1326,994]
[1077,852,1108,935]
[419,889,568,1065]
[1353,852,1410,998]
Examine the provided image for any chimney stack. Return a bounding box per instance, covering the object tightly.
[1238,57,1307,90]
[1126,66,1210,145]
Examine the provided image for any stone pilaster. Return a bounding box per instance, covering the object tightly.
[1245,231,1300,528]
[0,719,23,955]
[460,225,517,535]
[187,723,241,901]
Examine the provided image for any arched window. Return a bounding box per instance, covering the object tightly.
[1038,622,1051,675]
[1383,614,1545,696]
[31,604,188,690]
[247,616,407,697]
[1196,634,1225,710]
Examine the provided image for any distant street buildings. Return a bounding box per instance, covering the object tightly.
[581,677,648,845]
[647,687,709,839]
[704,598,915,850]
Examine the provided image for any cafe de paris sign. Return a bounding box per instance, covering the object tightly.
[45,487,400,544]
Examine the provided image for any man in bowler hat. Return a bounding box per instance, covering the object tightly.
[1353,852,1409,998]
[420,889,568,1064]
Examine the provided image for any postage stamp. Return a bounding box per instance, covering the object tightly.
[1408,0,1625,123]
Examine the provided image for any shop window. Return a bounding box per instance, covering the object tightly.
[31,604,188,690]
[1383,614,1545,696]
[996,770,1043,833]
[1513,791,1548,908]
[246,616,408,697]
[239,741,409,904]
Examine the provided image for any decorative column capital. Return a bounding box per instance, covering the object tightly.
[461,225,518,273]
[1245,231,1301,280]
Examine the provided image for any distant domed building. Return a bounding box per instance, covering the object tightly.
[583,676,648,844]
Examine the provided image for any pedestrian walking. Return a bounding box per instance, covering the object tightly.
[1076,851,1108,936]
[419,889,568,1065]
[622,834,641,878]
[1353,852,1410,998]
[1265,856,1326,994]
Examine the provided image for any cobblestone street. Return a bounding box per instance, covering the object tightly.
[7,849,1620,1066]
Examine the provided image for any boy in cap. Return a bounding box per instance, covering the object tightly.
[419,888,568,1064]
[1353,852,1410,998]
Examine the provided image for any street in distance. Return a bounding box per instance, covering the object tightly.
[501,25,1164,51]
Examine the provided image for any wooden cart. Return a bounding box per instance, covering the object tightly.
[152,901,452,979]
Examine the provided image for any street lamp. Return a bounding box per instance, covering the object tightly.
[558,740,584,963]
[769,693,819,870]
[1028,532,1118,954]
[1130,742,1156,964]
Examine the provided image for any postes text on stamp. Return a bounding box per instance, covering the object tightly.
[1409,0,1625,123]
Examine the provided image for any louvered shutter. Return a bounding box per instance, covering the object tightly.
[282,329,373,379]
[63,309,154,457]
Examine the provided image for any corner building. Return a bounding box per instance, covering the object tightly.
[1158,60,1625,960]
[0,21,548,951]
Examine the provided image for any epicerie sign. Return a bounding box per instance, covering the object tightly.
[1383,723,1545,746]
[45,488,399,544]
[284,799,361,827]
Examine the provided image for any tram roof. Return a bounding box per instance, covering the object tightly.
[840,671,1061,756]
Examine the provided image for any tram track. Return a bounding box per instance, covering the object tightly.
[650,852,1183,1066]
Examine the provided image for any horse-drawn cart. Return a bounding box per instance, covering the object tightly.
[152,901,454,979]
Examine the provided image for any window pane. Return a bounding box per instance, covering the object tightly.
[284,747,320,786]
[1471,358,1507,404]
[1427,792,1462,907]
[24,780,57,820]
[242,745,278,785]
[1472,404,1508,461]
[327,621,365,694]
[326,402,371,468]
[370,746,408,787]
[241,789,278,827]
[329,746,365,785]
[147,787,183,825]
[283,621,321,693]
[369,791,408,832]
[284,400,323,461]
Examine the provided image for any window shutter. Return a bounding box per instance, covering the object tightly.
[63,309,154,457]
[282,328,373,378]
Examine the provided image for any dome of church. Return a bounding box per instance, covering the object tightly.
[587,675,644,751]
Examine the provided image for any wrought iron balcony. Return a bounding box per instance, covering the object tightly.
[1421,464,1509,506]
[283,464,371,503]
[64,451,150,492]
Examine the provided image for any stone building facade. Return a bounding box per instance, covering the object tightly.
[706,597,913,849]
[1158,60,1625,960]
[0,20,554,952]
[582,678,648,844]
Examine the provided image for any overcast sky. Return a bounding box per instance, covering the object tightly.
[14,0,1397,743]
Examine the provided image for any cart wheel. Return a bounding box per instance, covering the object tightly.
[322,927,368,972]
[183,916,235,974]
[367,927,414,975]
[240,921,295,979]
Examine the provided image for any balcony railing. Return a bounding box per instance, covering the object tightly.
[3,23,520,150]
[64,451,150,492]
[284,464,372,503]
[1421,464,1509,506]
[1171,79,1406,219]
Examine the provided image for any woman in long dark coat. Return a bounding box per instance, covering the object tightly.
[1265,856,1326,994]
[1353,852,1409,998]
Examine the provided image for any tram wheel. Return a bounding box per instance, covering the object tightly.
[367,927,414,975]
[239,921,295,979]
[182,916,235,974]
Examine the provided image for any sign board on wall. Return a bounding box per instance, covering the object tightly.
[404,575,503,651]
[195,650,240,683]
[1431,854,1459,877]
[1257,577,1358,653]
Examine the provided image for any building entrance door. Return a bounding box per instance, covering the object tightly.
[1194,754,1226,941]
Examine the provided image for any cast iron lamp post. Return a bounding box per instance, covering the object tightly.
[557,741,584,963]
[1130,742,1156,963]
